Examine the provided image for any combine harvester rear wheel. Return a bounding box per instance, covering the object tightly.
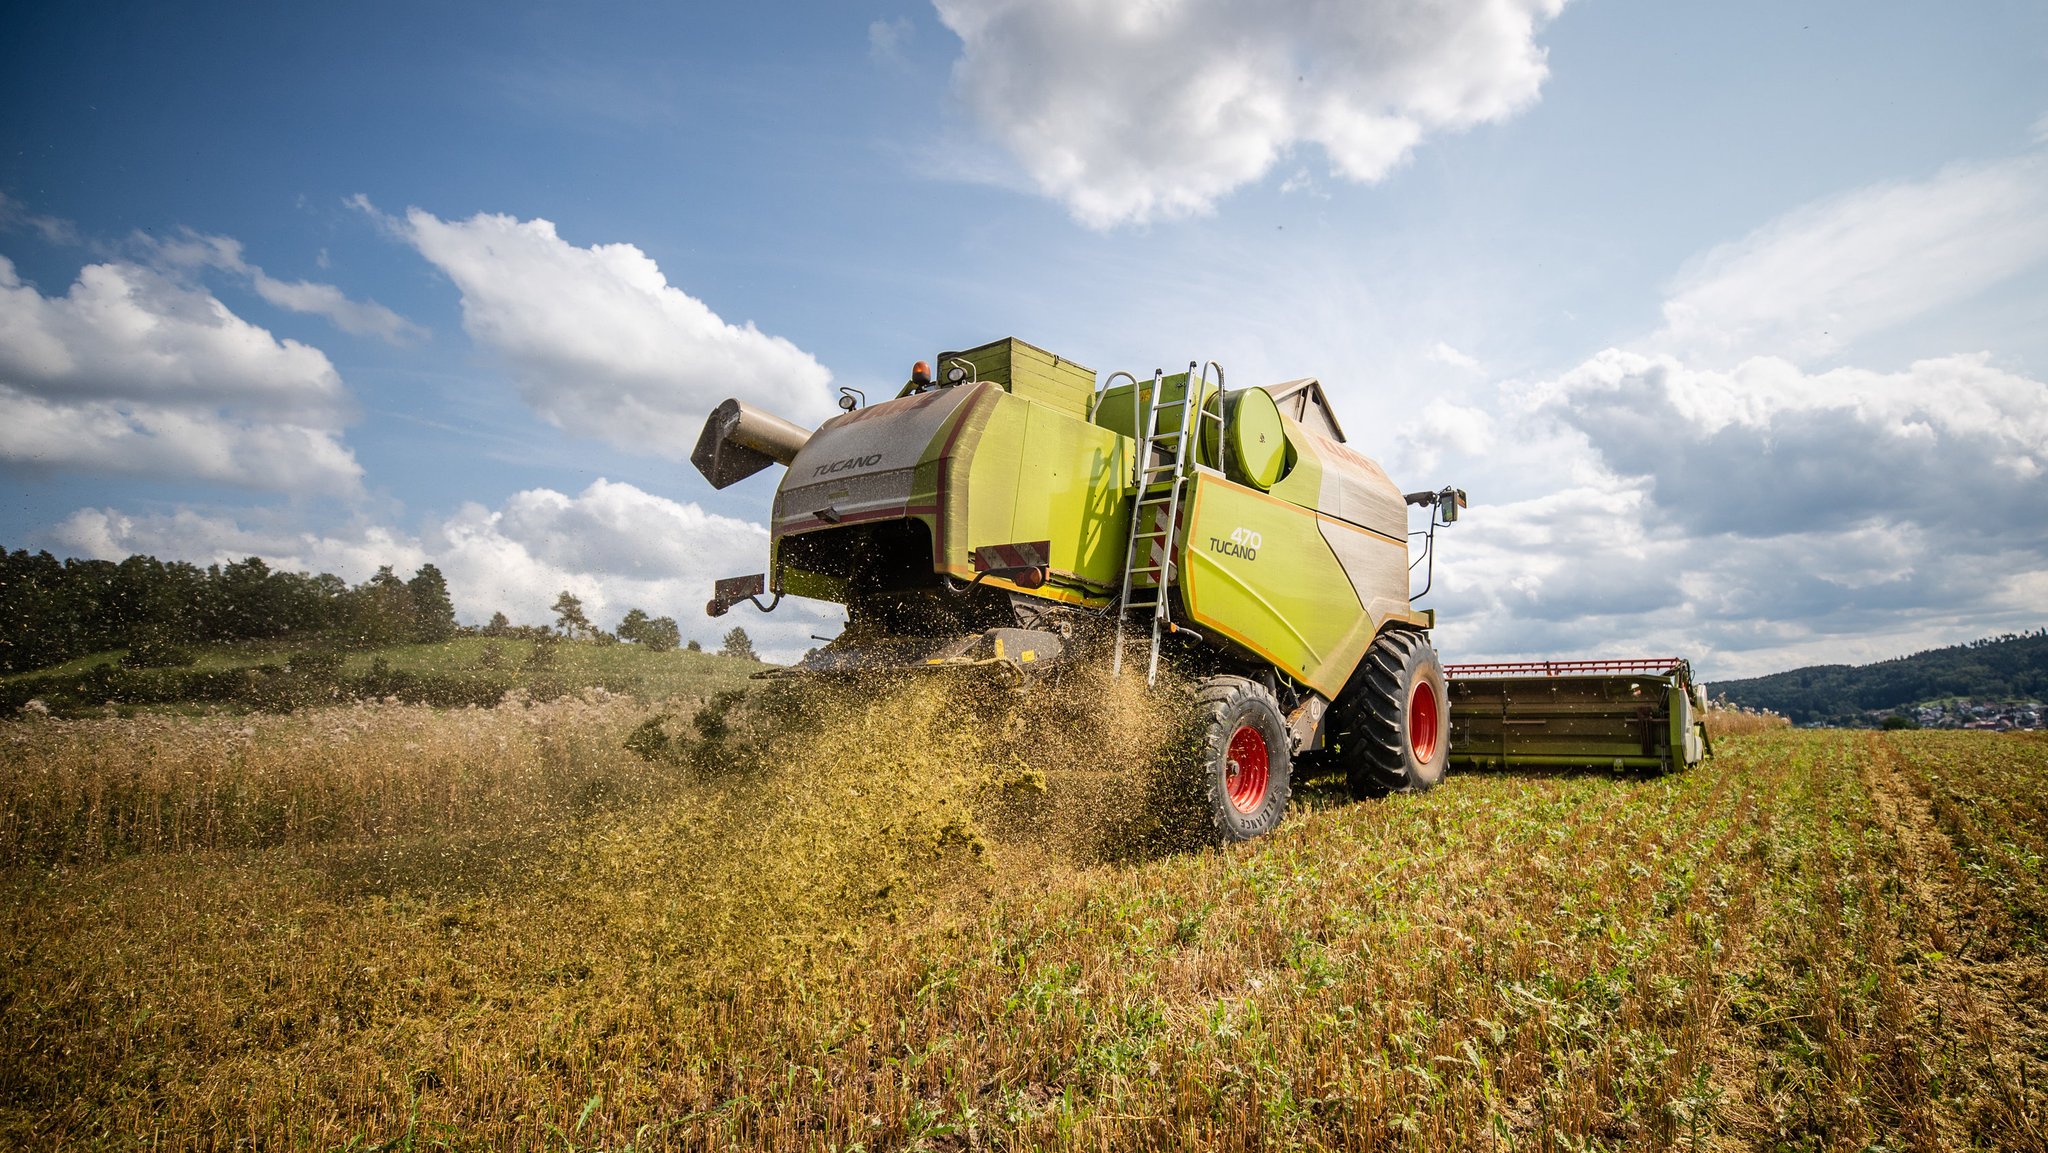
[1329,630,1452,797]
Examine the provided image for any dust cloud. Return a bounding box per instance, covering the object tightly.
[581,658,1191,977]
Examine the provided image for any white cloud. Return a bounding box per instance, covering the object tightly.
[1656,156,2048,364]
[0,391,364,495]
[1416,154,2048,678]
[932,0,1565,227]
[1389,398,1494,476]
[247,274,422,344]
[143,228,425,345]
[1535,349,2048,538]
[396,207,838,453]
[0,255,362,495]
[0,192,82,247]
[53,506,424,582]
[1426,341,1482,372]
[0,257,347,415]
[1463,346,2048,676]
[1422,472,2048,679]
[435,479,771,625]
[53,479,841,662]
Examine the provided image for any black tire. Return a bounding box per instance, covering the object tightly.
[1332,630,1450,798]
[1167,675,1292,843]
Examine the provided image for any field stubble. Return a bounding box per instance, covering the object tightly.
[2,669,2044,1150]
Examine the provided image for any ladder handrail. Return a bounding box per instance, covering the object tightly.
[1110,360,1224,685]
[1198,359,1227,485]
[1092,370,1137,425]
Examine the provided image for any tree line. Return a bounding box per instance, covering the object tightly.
[1,546,755,675]
[0,548,460,673]
[1711,629,2048,723]
[538,590,754,659]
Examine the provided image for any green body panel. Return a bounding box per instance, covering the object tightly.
[1263,417,1325,510]
[773,383,1133,605]
[950,388,1131,593]
[1178,473,1386,699]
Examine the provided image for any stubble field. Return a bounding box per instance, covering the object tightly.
[2,674,2044,1151]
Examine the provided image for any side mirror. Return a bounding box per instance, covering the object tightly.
[1439,488,1467,523]
[1401,487,1468,522]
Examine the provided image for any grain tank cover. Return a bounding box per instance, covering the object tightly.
[1209,387,1288,491]
[929,337,1097,418]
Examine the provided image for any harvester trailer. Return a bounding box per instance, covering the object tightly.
[691,337,1707,843]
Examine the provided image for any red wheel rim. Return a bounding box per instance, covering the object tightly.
[1225,724,1270,813]
[1409,680,1441,763]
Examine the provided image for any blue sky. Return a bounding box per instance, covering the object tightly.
[3,0,2045,674]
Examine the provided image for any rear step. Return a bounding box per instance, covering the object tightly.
[1445,658,1711,774]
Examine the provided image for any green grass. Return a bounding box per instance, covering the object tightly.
[339,634,771,701]
[0,649,132,684]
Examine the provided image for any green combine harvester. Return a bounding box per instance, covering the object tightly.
[692,337,1708,842]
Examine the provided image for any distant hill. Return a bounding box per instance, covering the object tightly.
[1712,630,2048,724]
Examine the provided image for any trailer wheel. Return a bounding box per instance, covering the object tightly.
[1175,675,1292,843]
[1336,631,1450,797]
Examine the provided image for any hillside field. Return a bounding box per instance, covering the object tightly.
[0,635,771,717]
[2,678,2045,1150]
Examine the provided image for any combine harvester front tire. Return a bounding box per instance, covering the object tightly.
[1337,630,1451,798]
[1187,675,1293,843]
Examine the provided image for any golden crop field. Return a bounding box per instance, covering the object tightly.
[2,676,2044,1151]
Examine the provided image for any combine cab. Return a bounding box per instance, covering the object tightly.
[1445,659,1711,774]
[689,336,1706,843]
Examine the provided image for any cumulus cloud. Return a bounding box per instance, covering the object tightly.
[394,207,837,453]
[1537,350,2048,539]
[434,479,773,625]
[53,479,841,662]
[0,255,362,494]
[1432,476,2047,678]
[1656,156,2048,364]
[1446,156,2048,676]
[1389,398,1494,476]
[932,0,1565,226]
[54,506,424,582]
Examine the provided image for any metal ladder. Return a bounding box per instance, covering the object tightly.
[1112,361,1226,684]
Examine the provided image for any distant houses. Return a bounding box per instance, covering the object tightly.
[1898,701,2045,732]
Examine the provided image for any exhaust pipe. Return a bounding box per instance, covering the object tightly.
[691,398,812,489]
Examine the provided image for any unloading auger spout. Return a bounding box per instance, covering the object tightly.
[691,398,813,489]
